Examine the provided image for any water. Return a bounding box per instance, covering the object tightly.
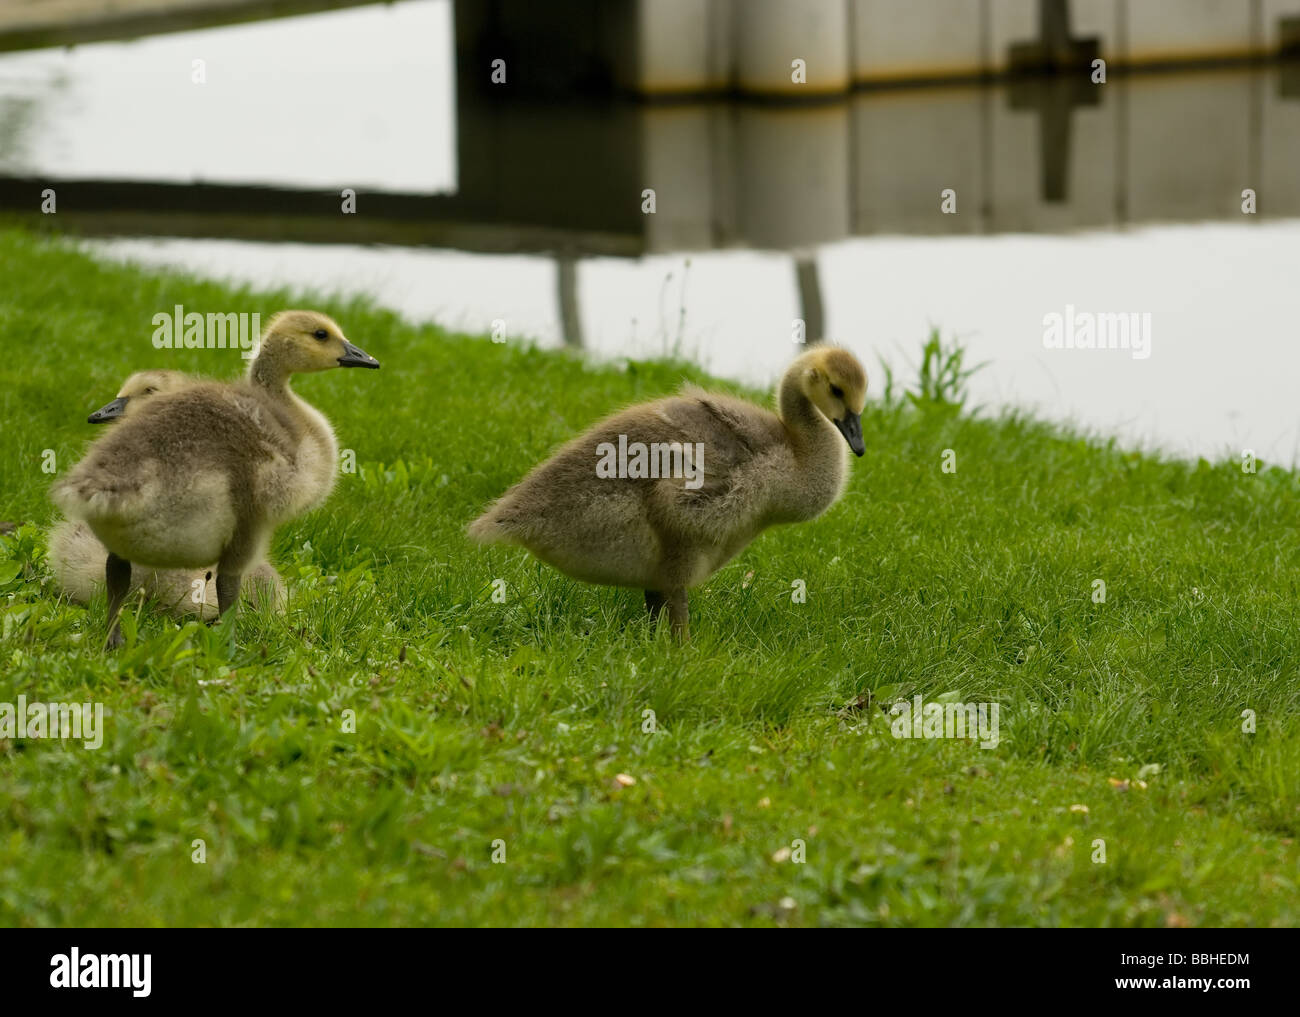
[2,0,1298,465]
[0,2,456,192]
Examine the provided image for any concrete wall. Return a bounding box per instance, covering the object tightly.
[10,0,1300,92]
[641,0,1300,95]
[733,0,852,94]
[633,0,733,94]
[1125,0,1256,64]
[852,0,982,83]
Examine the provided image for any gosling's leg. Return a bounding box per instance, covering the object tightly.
[645,590,665,621]
[104,552,131,650]
[215,571,242,617]
[216,527,251,623]
[666,588,690,641]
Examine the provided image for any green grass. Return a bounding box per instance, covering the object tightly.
[1,226,1299,927]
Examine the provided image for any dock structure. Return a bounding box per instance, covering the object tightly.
[4,0,1300,90]
[3,64,1298,253]
[1,2,1298,259]
[2,0,1298,349]
[0,0,386,51]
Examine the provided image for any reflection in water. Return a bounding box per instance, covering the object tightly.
[0,92,38,172]
[0,2,456,192]
[86,218,1300,468]
[1007,76,1100,203]
[0,0,1297,466]
[0,63,65,175]
[556,257,583,350]
[1,7,1298,245]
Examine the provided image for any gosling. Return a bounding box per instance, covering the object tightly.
[49,370,285,618]
[52,311,379,647]
[85,368,192,423]
[468,346,867,638]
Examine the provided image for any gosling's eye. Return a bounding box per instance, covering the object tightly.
[313,329,328,341]
[830,385,844,399]
[144,387,157,395]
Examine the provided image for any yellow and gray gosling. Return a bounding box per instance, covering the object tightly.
[52,311,379,647]
[49,370,285,618]
[84,368,191,424]
[469,346,867,638]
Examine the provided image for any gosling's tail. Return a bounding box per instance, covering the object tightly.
[51,467,146,526]
[466,499,525,546]
[46,520,108,604]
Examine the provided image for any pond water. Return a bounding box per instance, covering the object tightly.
[2,0,1298,466]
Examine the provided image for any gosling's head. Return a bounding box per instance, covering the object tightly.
[253,310,379,376]
[87,369,191,424]
[799,347,867,457]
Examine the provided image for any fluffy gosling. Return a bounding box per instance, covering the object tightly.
[49,370,285,618]
[468,346,867,638]
[52,311,378,647]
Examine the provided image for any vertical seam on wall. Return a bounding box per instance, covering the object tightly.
[1115,0,1128,66]
[980,0,991,74]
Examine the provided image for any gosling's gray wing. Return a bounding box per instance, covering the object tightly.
[636,394,793,535]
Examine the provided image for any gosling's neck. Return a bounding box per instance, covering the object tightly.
[249,349,293,394]
[248,352,333,446]
[776,361,849,520]
[778,364,837,456]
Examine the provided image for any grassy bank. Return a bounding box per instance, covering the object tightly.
[1,227,1298,927]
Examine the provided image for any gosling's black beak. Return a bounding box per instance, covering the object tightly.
[834,410,865,457]
[88,396,128,424]
[337,340,380,369]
